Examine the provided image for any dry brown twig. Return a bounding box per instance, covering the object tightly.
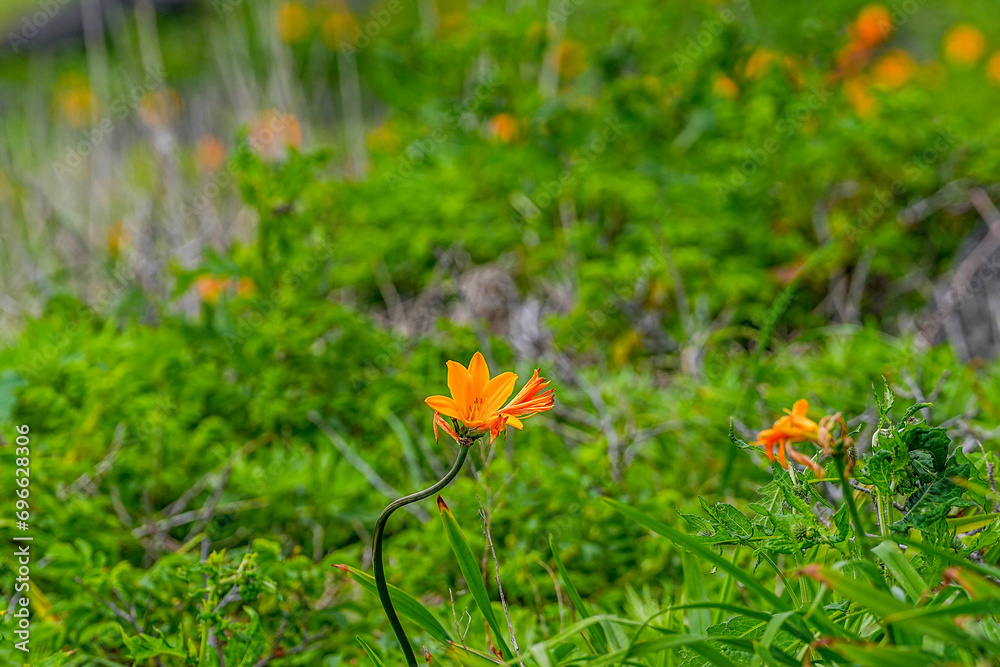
[478,494,524,667]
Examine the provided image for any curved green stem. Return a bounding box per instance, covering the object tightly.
[835,456,870,561]
[373,443,472,665]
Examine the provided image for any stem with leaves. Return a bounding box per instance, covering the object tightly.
[372,440,474,666]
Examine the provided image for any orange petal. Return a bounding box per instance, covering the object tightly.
[425,395,464,421]
[776,442,789,468]
[482,371,518,414]
[792,399,809,417]
[468,352,490,396]
[506,415,524,429]
[446,360,472,417]
[787,445,824,478]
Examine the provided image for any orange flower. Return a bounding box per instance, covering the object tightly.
[277,2,310,44]
[488,113,518,143]
[551,40,587,80]
[321,11,358,51]
[712,74,739,99]
[195,135,227,172]
[745,49,779,80]
[754,399,823,476]
[139,89,182,128]
[56,74,99,128]
[943,24,985,65]
[844,76,876,116]
[852,5,893,48]
[248,110,303,160]
[872,50,915,89]
[989,52,1000,84]
[425,352,554,444]
[195,275,227,304]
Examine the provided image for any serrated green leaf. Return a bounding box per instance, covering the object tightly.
[712,503,754,541]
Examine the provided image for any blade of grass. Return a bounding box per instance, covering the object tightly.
[872,540,927,601]
[356,637,386,666]
[682,552,711,636]
[438,496,514,661]
[335,564,452,644]
[548,534,610,654]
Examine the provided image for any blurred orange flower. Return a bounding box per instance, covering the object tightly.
[425,352,555,444]
[107,221,127,260]
[139,89,182,128]
[56,74,98,127]
[754,399,824,476]
[943,24,985,64]
[872,50,915,89]
[321,11,357,51]
[277,2,311,44]
[367,123,401,152]
[195,275,256,303]
[851,5,893,48]
[195,135,227,171]
[488,113,518,143]
[439,12,468,37]
[745,48,778,79]
[712,74,739,99]
[988,52,1000,84]
[195,275,227,304]
[552,40,587,80]
[249,110,302,160]
[844,77,876,116]
[235,277,257,297]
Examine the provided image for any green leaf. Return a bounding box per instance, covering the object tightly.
[438,496,514,660]
[356,636,386,666]
[825,641,940,667]
[901,425,950,471]
[682,552,710,636]
[874,377,894,419]
[335,564,452,644]
[119,627,187,661]
[712,503,754,541]
[729,418,752,450]
[0,369,26,422]
[604,498,786,610]
[799,565,975,647]
[222,608,265,667]
[863,450,894,494]
[872,540,927,601]
[549,535,610,654]
[892,452,973,532]
[900,402,932,423]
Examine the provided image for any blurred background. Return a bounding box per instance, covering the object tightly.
[1,0,1000,663]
